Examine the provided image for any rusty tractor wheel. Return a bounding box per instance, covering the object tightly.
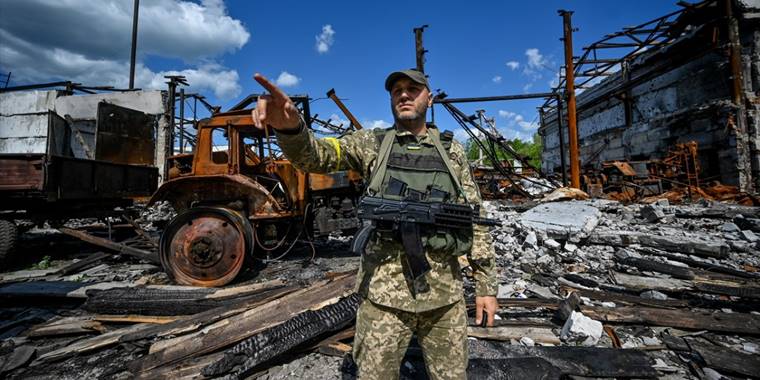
[160,207,252,287]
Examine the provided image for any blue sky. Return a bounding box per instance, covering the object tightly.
[1,0,682,142]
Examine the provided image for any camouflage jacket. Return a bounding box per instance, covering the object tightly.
[276,124,498,312]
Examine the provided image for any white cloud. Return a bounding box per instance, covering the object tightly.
[453,128,469,143]
[549,72,560,88]
[315,24,335,54]
[525,48,546,70]
[496,112,538,131]
[143,63,241,99]
[506,61,520,70]
[328,113,349,127]
[518,120,539,131]
[363,119,392,130]
[0,0,248,61]
[0,0,248,99]
[523,83,533,92]
[275,71,300,87]
[492,75,502,83]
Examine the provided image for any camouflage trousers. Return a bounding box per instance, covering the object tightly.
[353,298,467,380]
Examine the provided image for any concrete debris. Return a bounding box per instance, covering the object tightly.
[519,336,535,346]
[701,367,725,380]
[518,201,601,239]
[544,238,561,250]
[640,204,666,223]
[741,230,758,242]
[560,311,603,346]
[523,231,538,249]
[720,222,740,233]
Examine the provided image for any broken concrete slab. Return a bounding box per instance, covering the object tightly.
[518,201,601,239]
[560,311,603,346]
[640,204,666,223]
[721,222,740,233]
[742,230,759,242]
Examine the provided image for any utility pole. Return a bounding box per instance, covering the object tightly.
[559,10,580,189]
[129,0,140,89]
[413,25,428,72]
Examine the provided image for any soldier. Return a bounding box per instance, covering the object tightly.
[251,69,498,380]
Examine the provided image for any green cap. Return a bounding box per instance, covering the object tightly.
[384,69,430,92]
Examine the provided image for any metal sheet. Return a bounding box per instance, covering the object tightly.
[0,154,45,191]
[0,113,52,154]
[95,102,156,166]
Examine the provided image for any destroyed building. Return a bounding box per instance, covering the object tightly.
[539,0,760,192]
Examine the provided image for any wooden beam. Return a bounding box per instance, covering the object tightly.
[58,227,158,264]
[133,273,356,373]
[582,306,760,335]
[468,326,560,344]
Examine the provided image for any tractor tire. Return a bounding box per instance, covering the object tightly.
[0,220,18,266]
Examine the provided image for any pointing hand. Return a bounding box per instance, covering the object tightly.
[251,73,302,132]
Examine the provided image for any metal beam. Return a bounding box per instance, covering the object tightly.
[560,9,581,189]
[129,0,140,89]
[433,93,555,104]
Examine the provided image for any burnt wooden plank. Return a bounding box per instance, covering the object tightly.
[637,247,760,279]
[57,227,158,264]
[132,273,356,373]
[468,343,657,378]
[618,256,695,280]
[56,252,111,276]
[200,294,361,378]
[582,306,760,335]
[118,285,299,343]
[562,287,688,308]
[687,338,760,378]
[83,284,289,316]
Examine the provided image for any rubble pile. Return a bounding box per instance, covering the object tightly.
[0,198,758,379]
[480,198,760,379]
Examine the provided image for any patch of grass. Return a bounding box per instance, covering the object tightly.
[30,255,53,270]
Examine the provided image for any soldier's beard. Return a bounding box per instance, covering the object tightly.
[392,103,427,124]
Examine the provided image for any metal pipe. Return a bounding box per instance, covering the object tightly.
[555,94,568,186]
[326,88,363,130]
[560,9,581,189]
[129,0,140,89]
[166,79,177,157]
[179,89,185,154]
[414,25,428,72]
[434,93,555,104]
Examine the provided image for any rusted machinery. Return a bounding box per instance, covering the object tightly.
[581,141,702,202]
[150,110,363,286]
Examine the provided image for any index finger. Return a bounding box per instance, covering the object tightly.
[254,73,290,101]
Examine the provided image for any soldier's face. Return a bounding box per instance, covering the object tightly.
[390,78,432,122]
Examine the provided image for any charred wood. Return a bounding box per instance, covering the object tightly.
[201,293,361,379]
[83,284,290,316]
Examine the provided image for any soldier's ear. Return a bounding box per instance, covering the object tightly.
[426,91,433,107]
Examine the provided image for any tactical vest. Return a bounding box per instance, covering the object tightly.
[366,125,474,256]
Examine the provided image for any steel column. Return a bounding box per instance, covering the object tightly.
[560,10,581,188]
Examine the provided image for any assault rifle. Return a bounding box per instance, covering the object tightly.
[350,195,500,280]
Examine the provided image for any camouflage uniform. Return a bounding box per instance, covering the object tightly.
[276,123,497,379]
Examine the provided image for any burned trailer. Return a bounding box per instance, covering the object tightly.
[150,109,363,287]
[0,89,161,264]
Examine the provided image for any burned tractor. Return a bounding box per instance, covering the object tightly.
[150,109,363,287]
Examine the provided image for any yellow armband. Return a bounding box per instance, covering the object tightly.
[324,137,341,171]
